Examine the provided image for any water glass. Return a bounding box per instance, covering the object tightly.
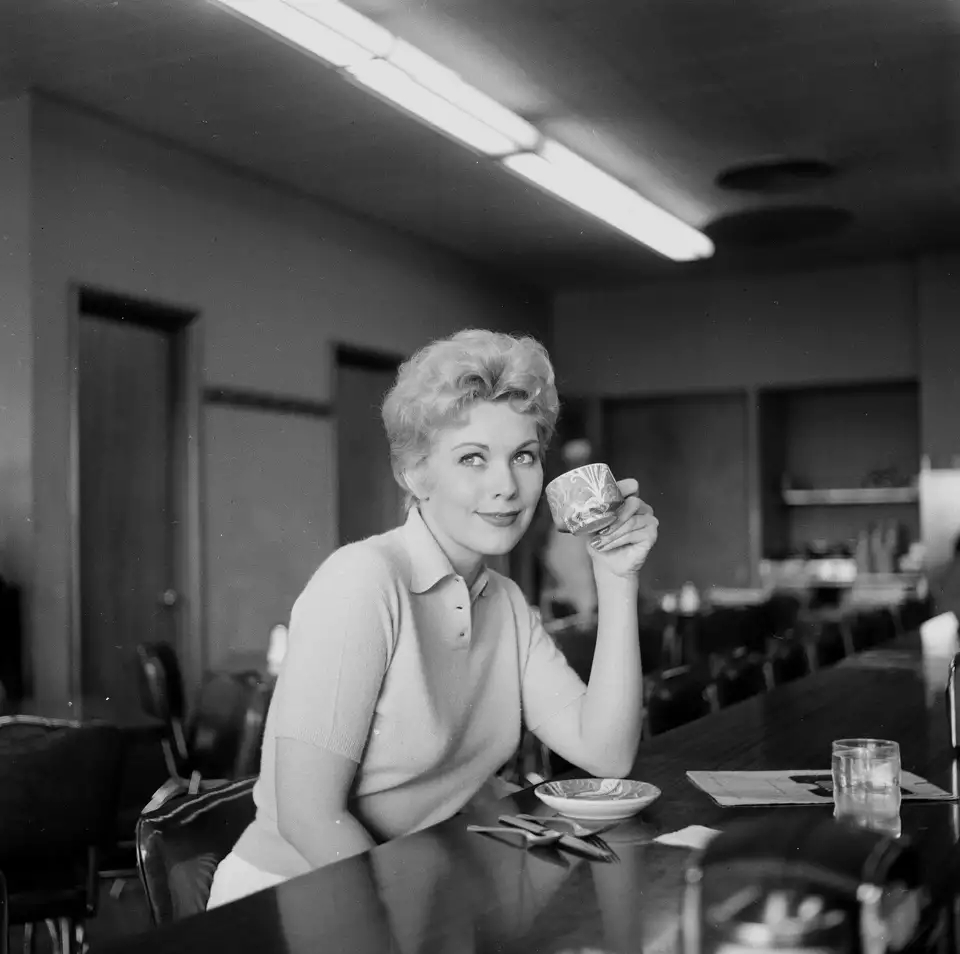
[831,738,901,837]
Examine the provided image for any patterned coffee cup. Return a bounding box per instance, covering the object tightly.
[545,463,624,535]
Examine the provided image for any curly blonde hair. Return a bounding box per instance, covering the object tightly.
[382,329,560,504]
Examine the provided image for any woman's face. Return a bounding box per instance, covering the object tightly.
[414,401,543,577]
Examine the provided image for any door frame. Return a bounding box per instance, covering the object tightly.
[67,284,204,706]
[330,343,403,545]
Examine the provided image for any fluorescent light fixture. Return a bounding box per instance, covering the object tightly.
[387,41,540,152]
[285,0,393,56]
[210,0,714,261]
[347,58,526,156]
[503,141,714,261]
[214,0,384,68]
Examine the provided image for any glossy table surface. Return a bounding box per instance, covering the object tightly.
[95,634,960,954]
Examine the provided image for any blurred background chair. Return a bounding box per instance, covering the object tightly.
[645,665,713,736]
[0,716,123,954]
[137,643,272,793]
[136,776,256,924]
[811,620,848,668]
[713,651,768,708]
[189,671,271,781]
[766,636,811,686]
[136,643,190,781]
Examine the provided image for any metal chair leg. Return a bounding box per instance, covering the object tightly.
[22,922,34,954]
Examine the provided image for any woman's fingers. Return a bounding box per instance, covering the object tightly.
[615,478,639,498]
[596,496,654,536]
[593,512,658,549]
[591,520,659,553]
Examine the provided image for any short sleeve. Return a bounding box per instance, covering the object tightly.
[518,602,587,732]
[271,544,397,761]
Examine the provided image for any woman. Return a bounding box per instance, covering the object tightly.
[207,329,658,908]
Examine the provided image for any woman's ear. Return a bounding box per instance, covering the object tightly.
[403,466,430,502]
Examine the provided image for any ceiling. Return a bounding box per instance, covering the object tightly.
[1,0,959,289]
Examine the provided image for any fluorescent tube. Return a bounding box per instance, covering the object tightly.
[503,143,714,261]
[214,0,381,68]
[347,58,523,156]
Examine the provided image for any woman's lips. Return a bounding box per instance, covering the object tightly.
[477,511,521,527]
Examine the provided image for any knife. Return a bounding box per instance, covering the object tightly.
[498,814,614,862]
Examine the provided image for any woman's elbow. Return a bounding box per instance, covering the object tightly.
[582,748,637,779]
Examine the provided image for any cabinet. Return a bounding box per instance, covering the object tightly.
[758,381,920,560]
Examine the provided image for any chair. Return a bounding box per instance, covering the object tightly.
[136,642,190,780]
[694,608,745,662]
[645,666,713,736]
[0,717,123,954]
[812,621,848,668]
[714,651,768,708]
[188,672,271,780]
[766,637,811,686]
[136,776,257,924]
[762,592,801,640]
[850,611,885,653]
[638,609,671,674]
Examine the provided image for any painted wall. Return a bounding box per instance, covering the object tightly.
[26,95,548,703]
[553,262,918,396]
[0,98,32,593]
[917,253,960,470]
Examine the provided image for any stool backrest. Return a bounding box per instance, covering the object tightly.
[136,643,186,725]
[0,717,123,866]
[137,776,256,924]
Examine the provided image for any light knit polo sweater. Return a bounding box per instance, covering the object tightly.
[232,507,587,877]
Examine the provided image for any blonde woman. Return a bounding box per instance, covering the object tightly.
[207,329,658,908]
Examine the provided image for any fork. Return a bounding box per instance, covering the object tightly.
[466,824,564,847]
[516,813,619,838]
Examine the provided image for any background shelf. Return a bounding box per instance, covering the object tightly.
[782,487,919,506]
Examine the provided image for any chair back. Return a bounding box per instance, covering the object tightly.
[714,652,768,707]
[813,621,847,668]
[768,638,811,686]
[136,643,186,725]
[0,717,123,867]
[137,776,256,924]
[189,672,271,780]
[646,666,712,735]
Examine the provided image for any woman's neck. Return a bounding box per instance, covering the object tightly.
[417,506,484,585]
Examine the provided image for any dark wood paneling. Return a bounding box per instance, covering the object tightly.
[78,315,176,710]
[336,360,402,545]
[604,392,751,590]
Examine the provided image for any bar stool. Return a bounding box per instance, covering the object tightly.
[714,652,768,708]
[137,777,256,924]
[0,717,123,954]
[645,666,713,736]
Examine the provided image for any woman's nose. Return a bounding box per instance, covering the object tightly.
[491,464,519,499]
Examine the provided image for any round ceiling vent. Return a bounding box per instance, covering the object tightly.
[715,158,837,193]
[704,206,853,247]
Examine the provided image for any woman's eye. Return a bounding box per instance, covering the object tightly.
[459,453,484,466]
[514,451,536,464]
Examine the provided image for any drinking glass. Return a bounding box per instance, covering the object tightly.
[831,738,901,837]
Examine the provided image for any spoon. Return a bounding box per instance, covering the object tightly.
[467,825,564,847]
[516,813,619,837]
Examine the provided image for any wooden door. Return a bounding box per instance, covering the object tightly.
[604,392,751,591]
[78,313,178,710]
[336,351,402,545]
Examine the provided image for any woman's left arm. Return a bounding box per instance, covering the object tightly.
[534,480,657,777]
